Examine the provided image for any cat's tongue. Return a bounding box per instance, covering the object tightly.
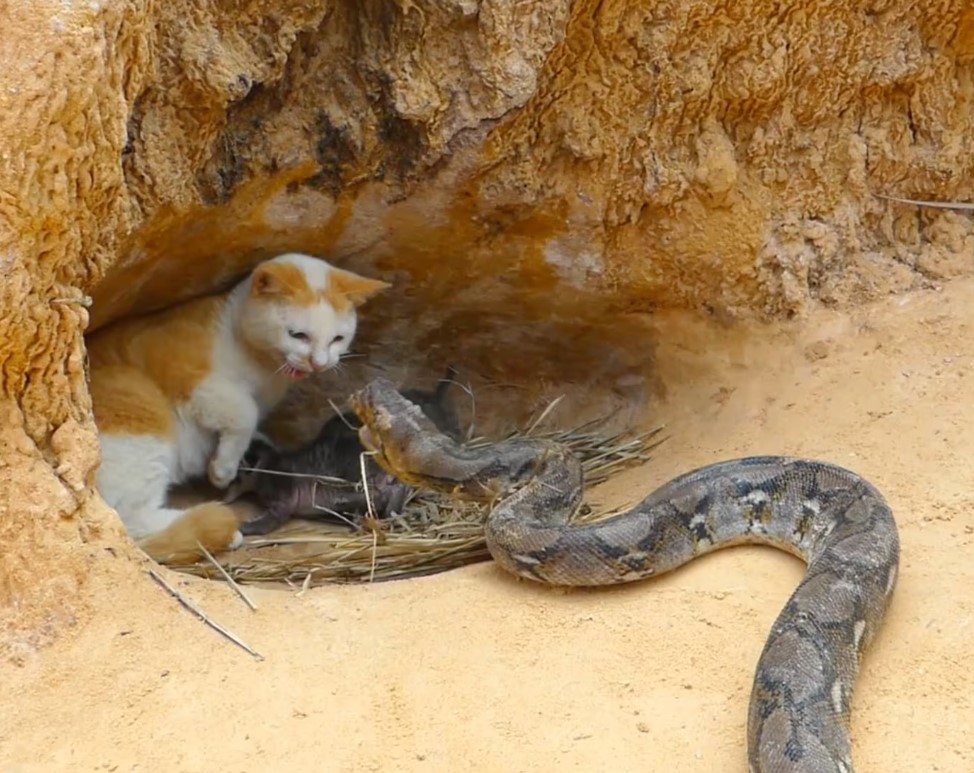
[289,369,308,381]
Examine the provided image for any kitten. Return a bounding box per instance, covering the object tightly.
[237,367,462,536]
[86,252,389,564]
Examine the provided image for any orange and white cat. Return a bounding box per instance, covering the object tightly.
[86,252,389,564]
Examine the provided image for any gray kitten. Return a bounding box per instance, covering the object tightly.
[237,368,461,536]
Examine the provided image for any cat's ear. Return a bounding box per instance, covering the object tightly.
[251,262,311,299]
[328,269,391,307]
[251,264,285,296]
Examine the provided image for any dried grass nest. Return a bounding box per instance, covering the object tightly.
[173,415,667,589]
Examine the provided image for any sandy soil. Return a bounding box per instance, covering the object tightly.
[4,278,974,772]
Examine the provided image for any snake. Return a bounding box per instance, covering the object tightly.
[349,378,900,773]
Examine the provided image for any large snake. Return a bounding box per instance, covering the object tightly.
[349,378,900,773]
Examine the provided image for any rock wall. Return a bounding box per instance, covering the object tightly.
[2,0,973,658]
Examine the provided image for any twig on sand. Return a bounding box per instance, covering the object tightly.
[148,568,264,661]
[874,193,974,210]
[296,572,313,597]
[196,541,258,612]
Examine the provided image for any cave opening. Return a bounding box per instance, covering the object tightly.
[83,232,663,590]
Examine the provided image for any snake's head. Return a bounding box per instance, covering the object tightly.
[349,384,394,471]
[350,378,452,488]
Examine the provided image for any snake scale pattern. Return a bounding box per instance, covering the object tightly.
[350,378,900,773]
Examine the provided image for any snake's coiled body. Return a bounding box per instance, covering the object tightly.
[350,379,900,773]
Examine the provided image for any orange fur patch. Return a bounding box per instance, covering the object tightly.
[250,262,317,306]
[136,503,240,565]
[251,261,390,311]
[88,365,174,437]
[87,294,223,410]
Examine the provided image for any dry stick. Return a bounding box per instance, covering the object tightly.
[310,478,360,530]
[525,394,565,435]
[148,568,265,661]
[51,295,94,307]
[444,376,478,442]
[296,572,313,597]
[196,541,258,612]
[359,451,380,583]
[359,452,378,520]
[245,536,358,546]
[237,466,348,485]
[328,398,359,430]
[369,529,379,584]
[874,193,974,210]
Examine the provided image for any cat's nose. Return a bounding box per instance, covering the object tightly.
[310,354,331,371]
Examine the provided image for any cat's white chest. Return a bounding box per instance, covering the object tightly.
[171,410,217,484]
[214,334,288,415]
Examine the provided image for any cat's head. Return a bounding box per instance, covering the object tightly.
[238,253,389,379]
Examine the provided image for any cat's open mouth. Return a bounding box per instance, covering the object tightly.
[282,364,310,380]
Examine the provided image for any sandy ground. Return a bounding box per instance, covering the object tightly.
[4,278,974,772]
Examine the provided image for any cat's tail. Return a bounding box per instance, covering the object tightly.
[137,503,243,566]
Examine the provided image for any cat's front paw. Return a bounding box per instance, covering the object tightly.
[208,457,239,490]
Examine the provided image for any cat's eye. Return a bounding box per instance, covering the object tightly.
[332,335,345,344]
[288,329,310,342]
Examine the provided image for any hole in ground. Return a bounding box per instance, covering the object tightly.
[85,246,666,590]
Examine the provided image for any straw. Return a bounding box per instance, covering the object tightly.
[172,418,668,589]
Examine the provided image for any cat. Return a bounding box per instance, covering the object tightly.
[86,251,389,564]
[235,366,462,536]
